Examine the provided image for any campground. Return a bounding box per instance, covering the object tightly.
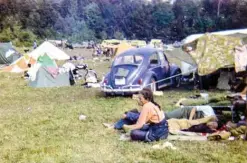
[0,48,247,163]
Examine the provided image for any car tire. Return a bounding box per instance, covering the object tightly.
[172,70,181,88]
[150,77,157,92]
[104,92,111,97]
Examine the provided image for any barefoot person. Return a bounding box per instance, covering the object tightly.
[122,88,169,142]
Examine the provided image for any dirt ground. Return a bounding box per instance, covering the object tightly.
[63,48,94,59]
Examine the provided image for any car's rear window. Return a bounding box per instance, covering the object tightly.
[115,68,129,77]
[113,55,143,66]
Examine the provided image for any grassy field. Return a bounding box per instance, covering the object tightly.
[0,49,247,163]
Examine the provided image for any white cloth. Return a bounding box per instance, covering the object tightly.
[234,45,247,72]
[58,68,67,74]
[62,62,76,72]
[196,105,215,117]
[27,63,41,81]
[86,76,97,83]
[5,49,15,58]
[181,61,196,76]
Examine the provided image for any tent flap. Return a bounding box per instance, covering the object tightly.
[28,67,70,88]
[0,43,21,64]
[186,34,242,76]
[29,41,70,60]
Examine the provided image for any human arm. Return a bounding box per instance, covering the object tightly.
[189,107,196,120]
[123,106,149,130]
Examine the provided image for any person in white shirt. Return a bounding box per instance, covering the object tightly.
[189,105,216,120]
[165,105,216,120]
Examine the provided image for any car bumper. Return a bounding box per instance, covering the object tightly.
[101,84,143,93]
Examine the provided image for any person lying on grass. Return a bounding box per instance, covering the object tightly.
[115,89,218,138]
[167,116,217,135]
[165,105,216,120]
[122,88,169,142]
[117,110,218,135]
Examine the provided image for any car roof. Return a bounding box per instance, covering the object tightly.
[117,47,159,58]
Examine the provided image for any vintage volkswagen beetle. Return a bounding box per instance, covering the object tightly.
[101,47,181,95]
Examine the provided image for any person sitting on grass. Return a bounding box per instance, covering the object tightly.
[115,105,216,130]
[116,109,218,135]
[122,88,169,142]
[114,89,218,136]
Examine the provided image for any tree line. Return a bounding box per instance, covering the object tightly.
[0,0,247,46]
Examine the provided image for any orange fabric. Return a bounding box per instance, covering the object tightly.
[136,102,165,127]
[16,58,28,69]
[29,57,36,65]
[2,65,13,72]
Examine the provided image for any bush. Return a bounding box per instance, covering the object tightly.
[0,25,37,47]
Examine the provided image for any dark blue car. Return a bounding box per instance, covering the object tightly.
[101,47,181,95]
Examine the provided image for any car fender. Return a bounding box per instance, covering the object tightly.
[169,63,181,76]
[102,72,110,83]
[142,70,157,87]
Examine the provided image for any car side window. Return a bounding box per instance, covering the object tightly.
[158,51,168,67]
[149,53,160,65]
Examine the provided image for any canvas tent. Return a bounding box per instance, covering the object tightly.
[164,45,195,65]
[182,29,247,44]
[0,43,21,64]
[28,67,70,88]
[29,41,70,60]
[182,32,247,76]
[103,43,134,57]
[1,41,69,73]
[130,40,147,47]
[1,54,35,73]
[28,54,70,88]
[101,39,122,47]
[114,43,134,57]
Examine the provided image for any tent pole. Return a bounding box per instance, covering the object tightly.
[199,76,203,90]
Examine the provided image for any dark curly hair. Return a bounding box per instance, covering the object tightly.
[140,88,161,110]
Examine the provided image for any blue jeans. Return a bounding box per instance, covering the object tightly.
[131,119,169,142]
[114,112,140,130]
[115,111,169,142]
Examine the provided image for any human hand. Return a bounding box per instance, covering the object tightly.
[122,114,127,119]
[123,125,131,134]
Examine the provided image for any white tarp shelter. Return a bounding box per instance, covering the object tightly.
[182,29,247,44]
[29,41,70,60]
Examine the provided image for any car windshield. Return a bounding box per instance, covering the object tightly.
[113,55,143,66]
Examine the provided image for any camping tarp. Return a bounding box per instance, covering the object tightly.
[0,43,21,64]
[130,40,147,47]
[182,29,247,44]
[29,41,70,60]
[184,34,242,76]
[1,54,35,73]
[28,67,70,88]
[164,46,195,66]
[1,41,68,73]
[114,43,134,57]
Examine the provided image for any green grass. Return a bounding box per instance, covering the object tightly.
[0,61,247,163]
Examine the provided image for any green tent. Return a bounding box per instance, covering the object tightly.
[37,54,57,67]
[0,43,21,64]
[28,67,70,88]
[183,34,242,76]
[28,54,70,88]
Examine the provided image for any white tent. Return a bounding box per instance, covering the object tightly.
[182,28,247,44]
[29,41,70,60]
